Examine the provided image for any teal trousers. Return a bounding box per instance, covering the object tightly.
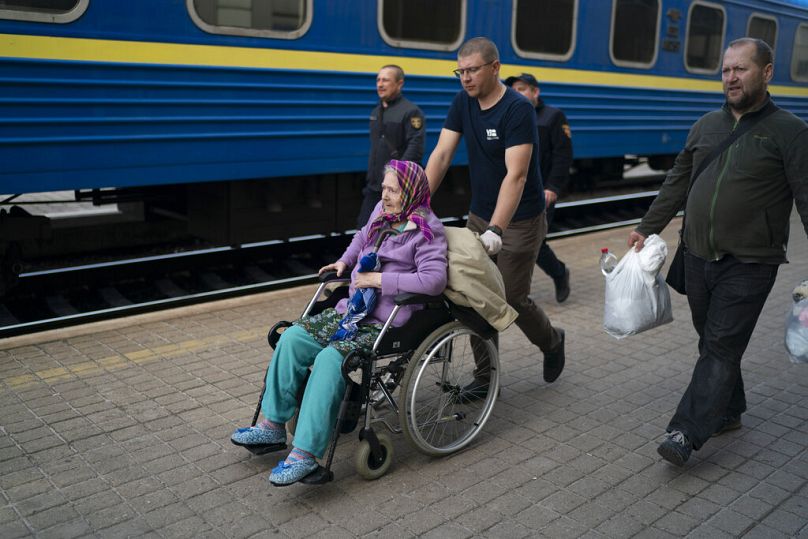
[261,325,346,458]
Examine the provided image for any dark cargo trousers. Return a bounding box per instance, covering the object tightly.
[536,202,566,280]
[668,251,778,449]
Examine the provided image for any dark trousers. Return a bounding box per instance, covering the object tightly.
[536,203,565,280]
[357,187,380,229]
[668,251,778,449]
[467,212,562,353]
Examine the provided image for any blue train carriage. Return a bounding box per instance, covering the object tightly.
[0,0,807,280]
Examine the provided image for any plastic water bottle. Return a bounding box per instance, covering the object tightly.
[600,248,618,275]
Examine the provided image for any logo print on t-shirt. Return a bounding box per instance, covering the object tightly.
[486,129,498,140]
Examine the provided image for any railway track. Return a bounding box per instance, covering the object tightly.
[0,185,663,338]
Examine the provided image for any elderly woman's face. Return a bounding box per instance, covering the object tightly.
[381,171,403,215]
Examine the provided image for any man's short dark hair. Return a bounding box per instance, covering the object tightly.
[380,64,405,81]
[458,37,499,63]
[727,37,774,68]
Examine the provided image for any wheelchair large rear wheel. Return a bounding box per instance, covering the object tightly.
[399,321,499,456]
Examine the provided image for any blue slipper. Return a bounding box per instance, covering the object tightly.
[269,457,319,486]
[231,425,286,447]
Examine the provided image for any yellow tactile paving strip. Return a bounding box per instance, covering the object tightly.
[3,330,267,391]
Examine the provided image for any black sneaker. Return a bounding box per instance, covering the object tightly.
[543,329,565,383]
[554,267,571,303]
[712,415,742,437]
[657,430,692,466]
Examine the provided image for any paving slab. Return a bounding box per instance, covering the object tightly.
[1,214,806,538]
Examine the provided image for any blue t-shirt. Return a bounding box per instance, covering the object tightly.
[444,87,544,222]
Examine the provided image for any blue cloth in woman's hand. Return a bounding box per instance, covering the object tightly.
[331,252,381,341]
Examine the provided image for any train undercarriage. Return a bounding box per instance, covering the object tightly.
[0,155,673,296]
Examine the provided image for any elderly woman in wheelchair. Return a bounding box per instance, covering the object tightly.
[231,160,449,486]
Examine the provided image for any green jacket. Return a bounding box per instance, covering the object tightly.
[637,95,808,264]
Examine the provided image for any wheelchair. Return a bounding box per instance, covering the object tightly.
[237,271,501,484]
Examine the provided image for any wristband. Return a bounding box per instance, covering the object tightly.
[486,225,503,237]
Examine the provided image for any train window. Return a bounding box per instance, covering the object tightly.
[512,0,577,61]
[379,0,466,51]
[0,0,88,23]
[684,2,726,74]
[747,14,777,50]
[610,0,661,68]
[793,23,808,82]
[188,0,312,39]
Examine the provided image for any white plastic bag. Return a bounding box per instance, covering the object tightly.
[603,234,673,339]
[785,297,808,364]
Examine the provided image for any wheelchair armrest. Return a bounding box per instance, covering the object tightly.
[319,271,350,283]
[267,321,293,349]
[303,273,351,318]
[394,292,445,306]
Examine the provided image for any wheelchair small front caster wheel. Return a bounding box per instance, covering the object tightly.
[354,431,393,480]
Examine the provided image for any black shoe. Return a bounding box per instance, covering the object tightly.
[657,430,692,466]
[459,378,493,403]
[543,329,565,383]
[554,267,570,303]
[712,415,742,437]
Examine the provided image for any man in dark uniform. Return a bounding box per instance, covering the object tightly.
[506,73,573,303]
[357,65,425,227]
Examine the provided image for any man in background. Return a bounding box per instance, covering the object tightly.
[358,65,425,227]
[506,73,573,302]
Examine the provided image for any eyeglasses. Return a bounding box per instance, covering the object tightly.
[453,61,495,78]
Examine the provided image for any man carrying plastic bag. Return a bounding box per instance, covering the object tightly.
[603,234,673,338]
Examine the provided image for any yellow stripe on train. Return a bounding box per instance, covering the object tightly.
[2,33,807,97]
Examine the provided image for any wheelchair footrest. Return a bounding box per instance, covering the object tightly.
[299,465,334,485]
[235,442,287,455]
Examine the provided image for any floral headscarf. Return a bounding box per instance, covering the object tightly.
[365,160,434,246]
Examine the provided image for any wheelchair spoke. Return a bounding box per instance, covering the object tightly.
[401,323,499,455]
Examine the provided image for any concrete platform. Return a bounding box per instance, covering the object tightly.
[1,215,806,538]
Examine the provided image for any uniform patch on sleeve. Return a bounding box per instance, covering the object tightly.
[410,116,423,129]
[562,124,572,139]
